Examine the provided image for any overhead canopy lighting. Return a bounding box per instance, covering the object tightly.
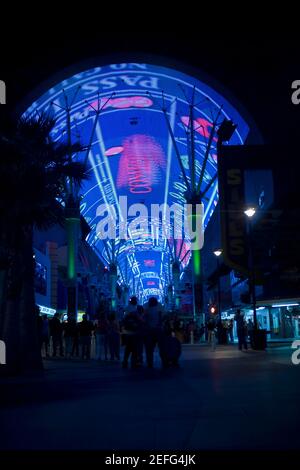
[25,63,250,300]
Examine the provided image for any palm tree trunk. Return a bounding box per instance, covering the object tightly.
[19,225,43,372]
[0,235,10,339]
[0,268,7,338]
[1,251,22,374]
[1,226,43,375]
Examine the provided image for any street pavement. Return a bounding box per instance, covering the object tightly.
[0,344,299,450]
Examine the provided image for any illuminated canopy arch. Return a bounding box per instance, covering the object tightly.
[24,62,257,303]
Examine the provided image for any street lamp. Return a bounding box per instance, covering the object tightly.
[213,249,222,258]
[244,207,257,328]
[213,249,223,323]
[244,207,256,218]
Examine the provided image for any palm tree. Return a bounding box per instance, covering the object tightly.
[0,112,87,374]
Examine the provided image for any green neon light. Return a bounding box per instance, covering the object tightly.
[67,218,80,281]
[188,212,201,277]
[193,249,201,276]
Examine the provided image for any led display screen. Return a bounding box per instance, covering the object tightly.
[34,261,47,296]
[25,63,250,302]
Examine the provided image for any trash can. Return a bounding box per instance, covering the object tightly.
[252,329,267,350]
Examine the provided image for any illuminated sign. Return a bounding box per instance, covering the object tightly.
[34,261,47,296]
[25,63,250,299]
[38,305,56,315]
[144,259,155,267]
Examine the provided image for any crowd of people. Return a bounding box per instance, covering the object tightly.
[36,296,182,369]
[37,303,256,366]
[205,309,255,351]
[37,312,121,361]
[120,296,181,369]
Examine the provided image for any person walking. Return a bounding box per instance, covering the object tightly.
[41,315,50,357]
[122,297,140,368]
[228,319,234,343]
[187,320,196,344]
[64,316,77,358]
[207,317,217,350]
[78,314,93,359]
[107,312,120,361]
[136,305,146,365]
[71,320,80,357]
[94,314,109,361]
[198,323,205,343]
[234,309,248,351]
[50,313,64,357]
[144,297,163,368]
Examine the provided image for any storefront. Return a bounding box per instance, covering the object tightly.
[221,300,300,342]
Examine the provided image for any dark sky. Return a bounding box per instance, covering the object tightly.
[1,31,299,149]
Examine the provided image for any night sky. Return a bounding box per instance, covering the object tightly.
[1,31,299,151]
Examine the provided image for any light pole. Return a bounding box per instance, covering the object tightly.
[244,207,257,329]
[213,249,222,323]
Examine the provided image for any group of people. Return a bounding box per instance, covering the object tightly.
[36,297,182,369]
[205,309,255,351]
[121,296,181,369]
[234,309,255,350]
[37,312,121,361]
[37,303,255,365]
[37,312,97,359]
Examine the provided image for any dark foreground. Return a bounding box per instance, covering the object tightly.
[0,345,299,451]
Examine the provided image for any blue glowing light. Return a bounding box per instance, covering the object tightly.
[25,63,250,302]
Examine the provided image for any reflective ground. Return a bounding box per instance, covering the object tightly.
[0,345,299,450]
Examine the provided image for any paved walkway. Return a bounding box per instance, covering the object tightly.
[0,345,299,450]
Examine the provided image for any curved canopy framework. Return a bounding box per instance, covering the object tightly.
[25,63,250,303]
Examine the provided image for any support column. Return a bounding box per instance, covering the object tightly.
[172,261,180,309]
[65,205,81,320]
[109,263,117,311]
[186,193,204,321]
[46,242,58,310]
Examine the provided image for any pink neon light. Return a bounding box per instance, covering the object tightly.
[105,146,124,156]
[117,134,166,194]
[177,241,190,268]
[181,116,218,142]
[144,259,155,267]
[90,96,153,110]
